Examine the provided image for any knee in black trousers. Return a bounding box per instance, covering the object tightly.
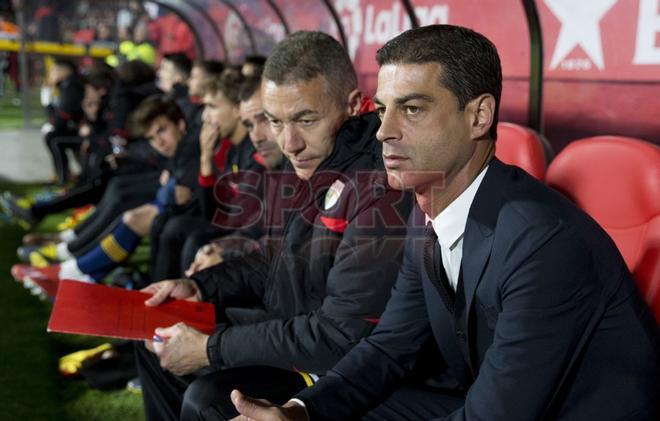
[180,366,308,421]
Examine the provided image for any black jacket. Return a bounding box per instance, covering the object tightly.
[107,80,165,175]
[192,113,413,373]
[168,83,202,129]
[108,79,161,140]
[168,128,201,192]
[48,74,84,135]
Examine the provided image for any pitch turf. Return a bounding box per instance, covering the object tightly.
[0,183,144,420]
[0,86,46,130]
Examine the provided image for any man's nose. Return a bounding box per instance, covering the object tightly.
[253,122,270,144]
[281,124,304,154]
[376,108,400,144]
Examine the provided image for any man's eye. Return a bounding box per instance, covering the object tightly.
[269,119,283,129]
[299,120,316,127]
[405,106,420,115]
[375,107,385,118]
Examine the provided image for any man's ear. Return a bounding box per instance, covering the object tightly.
[346,89,363,117]
[178,118,186,133]
[467,94,495,140]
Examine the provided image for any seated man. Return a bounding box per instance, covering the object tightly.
[184,75,285,276]
[43,57,85,185]
[135,31,413,421]
[2,59,164,240]
[232,25,660,421]
[19,60,228,256]
[12,95,199,285]
[158,52,199,126]
[0,63,116,230]
[148,72,265,282]
[187,59,225,127]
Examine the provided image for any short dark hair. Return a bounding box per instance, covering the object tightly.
[238,76,261,103]
[207,70,245,105]
[263,31,357,107]
[82,63,116,91]
[194,59,225,77]
[376,25,502,139]
[244,55,266,67]
[53,57,78,75]
[117,59,156,86]
[163,52,192,79]
[131,95,184,136]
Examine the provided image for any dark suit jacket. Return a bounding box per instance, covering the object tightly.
[297,159,660,420]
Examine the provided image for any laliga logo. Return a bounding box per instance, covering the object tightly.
[335,0,448,60]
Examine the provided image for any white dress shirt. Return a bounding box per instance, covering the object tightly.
[426,166,489,290]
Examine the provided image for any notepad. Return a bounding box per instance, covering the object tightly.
[47,280,216,340]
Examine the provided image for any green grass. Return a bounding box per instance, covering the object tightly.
[0,183,144,420]
[0,83,46,129]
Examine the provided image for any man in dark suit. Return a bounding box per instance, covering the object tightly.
[231,24,660,420]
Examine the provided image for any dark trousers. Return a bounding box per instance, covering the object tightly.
[135,343,308,421]
[31,178,107,220]
[68,172,159,255]
[361,386,465,420]
[45,134,82,185]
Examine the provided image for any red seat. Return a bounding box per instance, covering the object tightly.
[495,123,547,180]
[546,136,660,322]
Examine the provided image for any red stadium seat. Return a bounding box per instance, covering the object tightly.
[547,136,660,322]
[495,123,547,180]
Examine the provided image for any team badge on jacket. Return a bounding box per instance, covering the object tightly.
[324,179,345,210]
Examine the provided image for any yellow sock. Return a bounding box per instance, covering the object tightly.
[29,252,50,268]
[37,243,58,260]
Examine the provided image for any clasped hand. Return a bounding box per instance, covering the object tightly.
[142,279,209,376]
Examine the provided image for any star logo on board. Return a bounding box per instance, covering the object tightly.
[544,0,618,70]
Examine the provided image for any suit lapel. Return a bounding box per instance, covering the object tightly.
[463,222,493,328]
[460,160,510,361]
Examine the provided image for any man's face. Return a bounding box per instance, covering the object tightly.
[201,91,240,142]
[262,76,347,180]
[188,66,210,98]
[374,63,474,192]
[157,60,180,93]
[145,115,186,158]
[240,92,283,170]
[84,84,104,104]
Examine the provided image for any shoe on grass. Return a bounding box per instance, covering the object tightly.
[22,232,63,246]
[59,343,114,378]
[17,243,58,266]
[11,263,61,299]
[11,263,60,283]
[0,192,37,228]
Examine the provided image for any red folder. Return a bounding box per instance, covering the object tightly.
[47,280,216,340]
